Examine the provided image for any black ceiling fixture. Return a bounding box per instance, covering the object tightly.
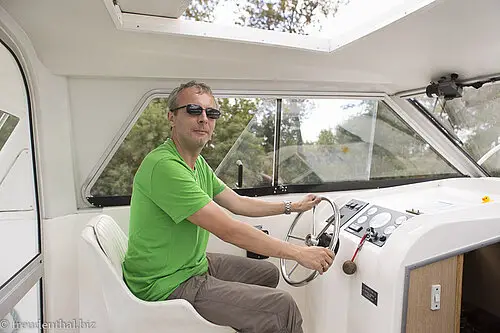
[426,73,500,100]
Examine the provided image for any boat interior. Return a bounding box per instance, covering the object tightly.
[1,0,500,332]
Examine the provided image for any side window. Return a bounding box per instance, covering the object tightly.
[91,98,170,197]
[413,83,500,176]
[89,97,269,197]
[277,98,459,185]
[213,98,275,188]
[369,101,457,178]
[0,110,20,151]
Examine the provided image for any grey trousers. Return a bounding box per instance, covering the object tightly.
[167,253,303,333]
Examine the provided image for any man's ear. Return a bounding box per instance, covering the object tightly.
[167,111,175,127]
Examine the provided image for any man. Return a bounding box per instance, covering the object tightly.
[122,81,334,333]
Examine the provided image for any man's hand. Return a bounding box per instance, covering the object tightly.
[292,194,322,213]
[294,246,335,274]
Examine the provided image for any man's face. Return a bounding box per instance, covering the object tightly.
[168,86,217,150]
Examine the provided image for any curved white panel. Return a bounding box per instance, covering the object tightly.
[0,212,38,288]
[0,41,26,118]
[0,149,35,211]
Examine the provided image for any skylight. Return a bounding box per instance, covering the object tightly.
[182,0,425,38]
[105,0,437,52]
[182,0,349,37]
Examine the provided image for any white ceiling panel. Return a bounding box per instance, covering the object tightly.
[118,0,192,18]
[0,0,499,94]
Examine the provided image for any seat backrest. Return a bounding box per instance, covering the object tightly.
[81,214,236,333]
[85,214,128,278]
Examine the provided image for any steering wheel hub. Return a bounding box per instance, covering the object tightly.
[304,234,318,246]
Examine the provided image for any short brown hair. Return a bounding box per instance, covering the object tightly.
[167,80,216,112]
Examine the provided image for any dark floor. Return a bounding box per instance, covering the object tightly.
[461,302,500,333]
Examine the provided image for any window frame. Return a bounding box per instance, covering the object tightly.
[82,89,166,205]
[84,91,465,207]
[0,34,44,323]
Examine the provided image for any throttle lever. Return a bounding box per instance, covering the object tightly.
[342,228,371,275]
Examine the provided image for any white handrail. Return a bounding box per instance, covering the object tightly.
[478,143,500,166]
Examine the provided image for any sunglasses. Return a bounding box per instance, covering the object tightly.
[170,104,221,119]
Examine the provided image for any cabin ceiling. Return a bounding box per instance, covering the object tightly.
[1,0,500,94]
[118,0,191,18]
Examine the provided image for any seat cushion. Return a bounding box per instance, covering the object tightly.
[93,215,128,278]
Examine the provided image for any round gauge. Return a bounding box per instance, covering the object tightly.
[357,216,368,224]
[367,207,378,215]
[395,216,408,225]
[384,225,396,235]
[369,212,392,228]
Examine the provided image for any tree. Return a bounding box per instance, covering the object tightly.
[202,98,258,167]
[213,98,275,188]
[91,98,171,196]
[236,0,348,34]
[183,0,222,22]
[92,97,261,196]
[317,129,335,145]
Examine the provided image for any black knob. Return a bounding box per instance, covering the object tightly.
[318,233,332,248]
[367,227,378,240]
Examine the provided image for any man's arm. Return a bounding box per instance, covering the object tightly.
[214,187,321,217]
[188,200,334,274]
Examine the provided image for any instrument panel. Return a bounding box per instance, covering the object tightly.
[341,200,415,247]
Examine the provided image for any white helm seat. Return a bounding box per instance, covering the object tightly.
[80,214,234,333]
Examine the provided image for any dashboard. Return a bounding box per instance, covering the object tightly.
[339,199,415,247]
[322,179,500,248]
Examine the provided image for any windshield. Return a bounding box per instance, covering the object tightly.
[413,82,500,176]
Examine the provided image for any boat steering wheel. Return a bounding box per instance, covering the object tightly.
[280,196,341,287]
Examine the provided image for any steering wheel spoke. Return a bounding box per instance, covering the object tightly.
[280,196,340,287]
[288,262,299,277]
[287,234,306,242]
[312,205,317,236]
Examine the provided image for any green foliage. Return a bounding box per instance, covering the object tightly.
[202,98,258,168]
[92,97,260,196]
[183,0,221,22]
[91,99,171,196]
[251,99,277,153]
[317,129,335,145]
[212,98,276,188]
[280,99,312,146]
[215,129,274,188]
[236,0,348,34]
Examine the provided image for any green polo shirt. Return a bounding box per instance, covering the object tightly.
[122,138,226,301]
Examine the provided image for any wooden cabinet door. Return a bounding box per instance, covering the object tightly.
[406,255,463,333]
